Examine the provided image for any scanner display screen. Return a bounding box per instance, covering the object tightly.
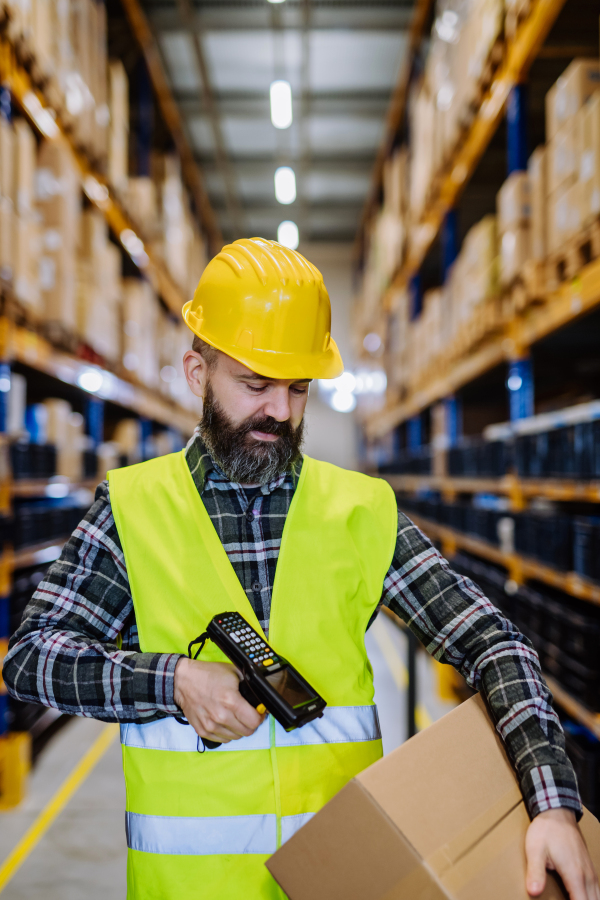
[265,667,316,709]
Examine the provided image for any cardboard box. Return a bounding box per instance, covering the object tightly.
[267,694,600,900]
[43,399,84,479]
[548,182,582,254]
[13,118,37,217]
[528,146,547,261]
[0,118,15,202]
[36,139,81,328]
[580,91,600,224]
[500,226,531,285]
[0,196,14,278]
[14,213,42,313]
[497,171,531,234]
[546,60,600,142]
[108,61,129,191]
[547,128,577,196]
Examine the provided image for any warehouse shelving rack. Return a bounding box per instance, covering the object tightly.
[356,0,600,744]
[367,232,600,440]
[357,0,567,318]
[0,3,213,805]
[0,32,197,320]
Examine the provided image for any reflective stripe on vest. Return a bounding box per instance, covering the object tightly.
[126,811,315,855]
[120,705,381,753]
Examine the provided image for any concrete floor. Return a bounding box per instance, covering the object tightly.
[0,614,455,898]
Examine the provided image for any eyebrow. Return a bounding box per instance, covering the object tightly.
[237,373,312,384]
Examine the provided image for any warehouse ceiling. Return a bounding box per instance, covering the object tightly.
[140,0,412,243]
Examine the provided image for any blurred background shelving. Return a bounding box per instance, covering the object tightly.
[352,0,600,818]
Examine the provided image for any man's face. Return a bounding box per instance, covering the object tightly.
[183,349,311,484]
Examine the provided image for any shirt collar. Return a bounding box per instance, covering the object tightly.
[184,428,302,496]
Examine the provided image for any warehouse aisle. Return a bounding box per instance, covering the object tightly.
[0,719,126,900]
[0,614,454,898]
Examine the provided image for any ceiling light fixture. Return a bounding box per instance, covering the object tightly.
[277,220,299,249]
[274,166,296,204]
[270,80,293,129]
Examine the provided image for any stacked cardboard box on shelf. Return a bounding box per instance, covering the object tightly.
[13,119,41,315]
[5,0,110,165]
[36,138,81,334]
[546,59,600,253]
[77,210,122,363]
[108,61,129,193]
[496,171,531,284]
[379,215,499,396]
[409,0,504,224]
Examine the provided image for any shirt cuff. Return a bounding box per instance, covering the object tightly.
[523,764,583,821]
[132,652,183,718]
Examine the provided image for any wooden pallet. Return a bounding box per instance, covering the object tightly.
[546,217,600,291]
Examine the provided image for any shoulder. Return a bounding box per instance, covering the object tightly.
[304,456,395,497]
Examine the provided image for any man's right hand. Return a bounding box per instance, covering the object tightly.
[174,657,265,743]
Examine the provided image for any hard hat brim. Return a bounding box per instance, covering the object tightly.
[183,302,344,380]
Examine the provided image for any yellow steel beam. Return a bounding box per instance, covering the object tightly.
[405,511,600,608]
[383,473,600,504]
[381,0,568,304]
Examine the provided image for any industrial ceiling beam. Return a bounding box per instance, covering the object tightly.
[118,0,223,254]
[173,0,245,240]
[176,90,390,119]
[146,9,412,32]
[196,153,376,170]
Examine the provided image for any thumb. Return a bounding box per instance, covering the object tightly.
[526,838,548,897]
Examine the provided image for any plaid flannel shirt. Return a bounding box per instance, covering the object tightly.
[4,432,581,820]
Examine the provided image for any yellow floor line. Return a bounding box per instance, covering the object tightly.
[0,722,119,894]
[370,618,432,732]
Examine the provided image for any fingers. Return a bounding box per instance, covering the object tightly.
[526,848,547,897]
[233,695,266,732]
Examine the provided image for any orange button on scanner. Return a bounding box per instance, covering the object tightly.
[256,704,266,715]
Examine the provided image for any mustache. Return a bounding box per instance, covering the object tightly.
[239,415,295,438]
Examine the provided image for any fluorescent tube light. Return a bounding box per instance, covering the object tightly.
[274,167,296,204]
[277,221,299,249]
[270,80,293,129]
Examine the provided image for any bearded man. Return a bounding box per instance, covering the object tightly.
[4,239,598,900]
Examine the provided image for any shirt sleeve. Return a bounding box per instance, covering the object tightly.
[3,481,182,723]
[381,510,582,820]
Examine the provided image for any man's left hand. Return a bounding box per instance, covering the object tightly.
[526,808,600,900]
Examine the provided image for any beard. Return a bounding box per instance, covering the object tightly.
[199,382,305,485]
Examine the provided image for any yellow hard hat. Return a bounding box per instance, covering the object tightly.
[182,238,344,380]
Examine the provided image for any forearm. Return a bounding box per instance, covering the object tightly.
[4,626,181,722]
[384,511,582,820]
[480,653,581,819]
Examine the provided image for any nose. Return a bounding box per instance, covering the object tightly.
[263,385,292,422]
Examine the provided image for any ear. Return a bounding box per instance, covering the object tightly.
[183,350,209,400]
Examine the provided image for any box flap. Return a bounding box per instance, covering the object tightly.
[356,694,521,862]
[265,778,450,900]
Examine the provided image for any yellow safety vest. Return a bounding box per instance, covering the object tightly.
[108,451,397,899]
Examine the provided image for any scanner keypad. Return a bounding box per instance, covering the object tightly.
[217,613,279,667]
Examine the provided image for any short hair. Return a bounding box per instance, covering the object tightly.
[192,335,219,370]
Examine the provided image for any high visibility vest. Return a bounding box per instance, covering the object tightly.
[108,450,398,900]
